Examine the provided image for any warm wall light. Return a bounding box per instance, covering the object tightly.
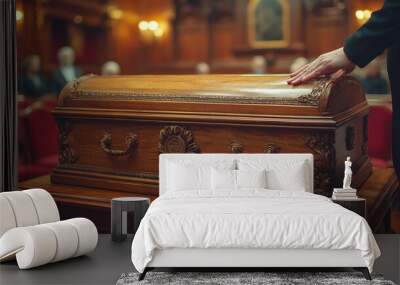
[16,10,23,22]
[364,10,372,19]
[355,9,372,22]
[154,29,164,38]
[107,5,123,20]
[138,20,165,42]
[138,20,149,31]
[148,21,159,31]
[74,15,83,24]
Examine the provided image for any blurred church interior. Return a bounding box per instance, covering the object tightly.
[15,0,398,233]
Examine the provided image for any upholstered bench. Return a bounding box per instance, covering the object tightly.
[0,188,98,269]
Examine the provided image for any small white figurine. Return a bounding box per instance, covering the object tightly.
[343,156,353,189]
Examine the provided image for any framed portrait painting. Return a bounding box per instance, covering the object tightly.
[248,0,290,48]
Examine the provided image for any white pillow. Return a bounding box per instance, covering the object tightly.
[211,168,236,191]
[211,169,267,191]
[236,169,267,189]
[167,160,235,192]
[238,159,308,191]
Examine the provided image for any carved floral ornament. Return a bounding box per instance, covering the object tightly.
[231,142,243,153]
[159,125,200,153]
[305,132,336,196]
[58,120,78,165]
[297,78,330,106]
[264,143,281,153]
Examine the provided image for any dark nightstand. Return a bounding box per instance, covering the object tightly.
[111,197,150,242]
[331,197,366,218]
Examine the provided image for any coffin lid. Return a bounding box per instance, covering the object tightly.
[58,74,367,117]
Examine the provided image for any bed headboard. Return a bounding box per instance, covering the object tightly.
[159,153,314,195]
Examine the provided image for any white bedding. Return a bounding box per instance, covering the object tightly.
[131,190,380,273]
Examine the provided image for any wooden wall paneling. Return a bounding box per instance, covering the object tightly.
[143,0,174,66]
[108,0,175,73]
[177,16,209,63]
[171,11,179,63]
[232,0,249,51]
[305,8,349,58]
[17,0,39,62]
[107,0,140,74]
[288,0,305,52]
[38,8,53,75]
[107,19,141,74]
[210,17,234,61]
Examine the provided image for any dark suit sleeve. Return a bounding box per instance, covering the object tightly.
[344,0,400,68]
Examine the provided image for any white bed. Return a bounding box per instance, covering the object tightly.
[131,154,380,280]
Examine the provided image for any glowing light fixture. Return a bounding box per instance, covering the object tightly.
[138,21,149,31]
[16,10,23,22]
[138,20,165,42]
[363,10,372,19]
[110,9,123,20]
[355,10,364,20]
[148,21,159,31]
[355,9,372,21]
[107,5,123,20]
[154,29,164,38]
[74,15,83,24]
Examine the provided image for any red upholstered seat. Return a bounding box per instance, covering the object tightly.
[370,158,393,168]
[368,106,392,167]
[18,163,49,182]
[18,97,34,167]
[26,106,59,163]
[17,99,59,181]
[41,97,58,110]
[37,154,59,168]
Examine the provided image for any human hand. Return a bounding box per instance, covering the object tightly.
[287,47,355,86]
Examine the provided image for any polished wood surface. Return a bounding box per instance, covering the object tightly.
[52,74,370,198]
[58,74,366,115]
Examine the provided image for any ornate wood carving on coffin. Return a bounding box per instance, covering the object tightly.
[264,143,281,153]
[159,125,200,153]
[58,120,78,165]
[231,142,244,153]
[297,78,330,106]
[305,132,336,196]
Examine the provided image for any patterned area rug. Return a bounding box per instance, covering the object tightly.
[116,271,395,285]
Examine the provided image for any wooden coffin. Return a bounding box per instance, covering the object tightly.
[52,74,371,198]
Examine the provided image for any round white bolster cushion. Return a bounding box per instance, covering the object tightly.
[0,188,60,237]
[0,218,98,269]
